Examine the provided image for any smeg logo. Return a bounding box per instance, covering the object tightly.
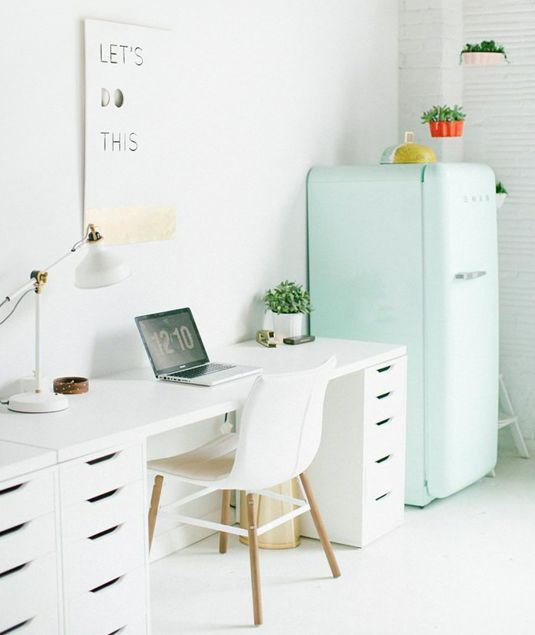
[463,194,491,203]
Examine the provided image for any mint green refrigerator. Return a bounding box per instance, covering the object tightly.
[307,163,498,506]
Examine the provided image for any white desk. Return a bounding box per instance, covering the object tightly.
[0,337,406,635]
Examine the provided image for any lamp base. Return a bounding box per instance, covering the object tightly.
[8,390,69,413]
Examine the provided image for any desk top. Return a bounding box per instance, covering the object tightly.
[0,440,57,482]
[0,338,405,468]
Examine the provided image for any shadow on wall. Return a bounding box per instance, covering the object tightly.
[90,328,147,378]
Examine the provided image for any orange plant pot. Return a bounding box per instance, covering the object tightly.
[428,121,464,138]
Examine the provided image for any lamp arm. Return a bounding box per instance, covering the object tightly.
[0,226,97,307]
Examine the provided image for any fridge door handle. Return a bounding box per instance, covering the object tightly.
[455,271,487,280]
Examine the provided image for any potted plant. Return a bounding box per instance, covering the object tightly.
[263,280,312,339]
[496,181,508,209]
[421,105,466,138]
[461,40,508,65]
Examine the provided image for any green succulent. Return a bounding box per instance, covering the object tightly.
[462,40,508,60]
[496,181,508,195]
[264,280,312,315]
[421,104,466,123]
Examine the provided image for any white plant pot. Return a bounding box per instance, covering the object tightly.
[271,312,305,340]
[461,52,505,66]
[496,193,507,209]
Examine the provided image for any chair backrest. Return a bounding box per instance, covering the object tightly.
[228,356,336,491]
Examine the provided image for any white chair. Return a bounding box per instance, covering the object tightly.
[147,357,340,625]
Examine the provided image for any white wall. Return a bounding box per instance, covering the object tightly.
[399,0,463,161]
[0,1,398,395]
[463,0,535,437]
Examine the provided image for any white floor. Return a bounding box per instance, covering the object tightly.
[150,441,535,635]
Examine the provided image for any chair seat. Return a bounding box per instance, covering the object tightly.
[147,433,238,483]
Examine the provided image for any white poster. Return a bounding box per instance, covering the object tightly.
[84,19,176,245]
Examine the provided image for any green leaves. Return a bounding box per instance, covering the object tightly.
[264,280,312,315]
[462,40,508,59]
[421,104,466,123]
[496,181,508,194]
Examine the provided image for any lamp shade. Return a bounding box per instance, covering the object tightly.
[75,240,130,289]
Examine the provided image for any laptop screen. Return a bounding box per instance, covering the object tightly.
[135,308,209,375]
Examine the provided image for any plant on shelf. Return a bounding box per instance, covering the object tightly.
[264,280,312,339]
[420,105,466,138]
[461,40,508,65]
[496,181,508,209]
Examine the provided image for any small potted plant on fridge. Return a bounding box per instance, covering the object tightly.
[421,105,466,138]
[461,40,508,65]
[496,181,508,209]
[264,280,312,339]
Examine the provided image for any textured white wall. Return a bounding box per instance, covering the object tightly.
[399,0,463,161]
[0,1,398,396]
[463,0,535,437]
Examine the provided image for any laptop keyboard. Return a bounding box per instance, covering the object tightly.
[170,363,235,379]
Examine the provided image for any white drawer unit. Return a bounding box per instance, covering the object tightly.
[59,443,149,634]
[63,517,146,597]
[0,548,59,634]
[0,611,59,635]
[0,470,55,533]
[61,478,145,543]
[59,444,144,506]
[0,466,60,635]
[301,356,407,547]
[65,566,148,635]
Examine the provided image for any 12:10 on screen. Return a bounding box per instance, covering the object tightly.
[150,326,195,355]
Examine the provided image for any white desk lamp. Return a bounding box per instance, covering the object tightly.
[0,224,130,413]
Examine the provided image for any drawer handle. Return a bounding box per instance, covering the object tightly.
[0,562,29,579]
[375,417,392,427]
[86,451,119,466]
[376,365,391,373]
[88,524,121,541]
[376,391,392,400]
[375,454,392,464]
[90,575,123,593]
[0,522,27,538]
[375,491,391,502]
[0,619,34,635]
[0,483,25,496]
[87,488,120,503]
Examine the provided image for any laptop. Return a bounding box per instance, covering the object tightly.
[135,307,262,386]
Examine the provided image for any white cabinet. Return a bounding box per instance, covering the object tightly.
[0,468,60,635]
[59,443,149,635]
[301,356,407,547]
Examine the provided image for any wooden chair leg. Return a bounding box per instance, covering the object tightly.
[246,493,263,625]
[148,474,164,552]
[299,471,341,578]
[219,489,232,554]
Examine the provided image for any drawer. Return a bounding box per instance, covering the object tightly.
[364,387,404,427]
[0,471,55,532]
[0,512,56,573]
[60,444,143,506]
[365,452,404,502]
[0,610,59,635]
[364,413,404,460]
[0,552,58,633]
[364,357,406,398]
[63,516,146,597]
[361,487,404,546]
[65,566,147,635]
[62,479,145,543]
